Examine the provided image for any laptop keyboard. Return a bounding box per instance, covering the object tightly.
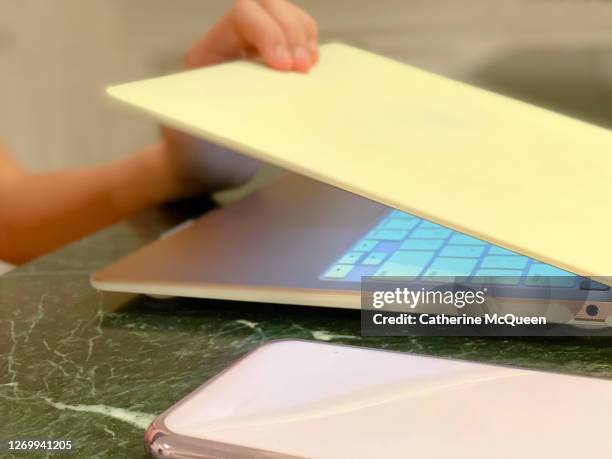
[320,210,576,287]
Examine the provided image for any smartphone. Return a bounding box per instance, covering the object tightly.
[145,340,612,458]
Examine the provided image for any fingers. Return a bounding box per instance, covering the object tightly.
[294,5,319,64]
[230,0,293,71]
[186,0,320,72]
[259,0,310,72]
[230,0,318,72]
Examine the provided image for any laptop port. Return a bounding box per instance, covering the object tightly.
[586,304,599,317]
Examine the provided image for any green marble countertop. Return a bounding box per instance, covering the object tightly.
[2,205,612,458]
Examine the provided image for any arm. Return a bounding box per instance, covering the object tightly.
[0,143,175,264]
[0,0,319,265]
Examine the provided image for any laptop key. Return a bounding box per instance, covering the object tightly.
[390,210,417,220]
[338,251,363,265]
[323,264,354,279]
[418,221,446,229]
[439,246,484,258]
[472,269,523,285]
[366,229,409,241]
[362,252,387,266]
[448,234,487,246]
[579,279,610,291]
[481,255,528,270]
[525,264,575,287]
[374,251,435,278]
[411,228,452,239]
[353,240,378,252]
[382,219,419,230]
[488,246,519,256]
[424,257,478,277]
[400,239,444,251]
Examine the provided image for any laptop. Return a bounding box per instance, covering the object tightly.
[92,172,612,325]
[91,43,612,325]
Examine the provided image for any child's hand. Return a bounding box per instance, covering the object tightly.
[159,0,319,200]
[0,1,319,262]
[185,0,319,73]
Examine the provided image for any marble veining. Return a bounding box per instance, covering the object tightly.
[43,398,155,431]
[2,209,612,458]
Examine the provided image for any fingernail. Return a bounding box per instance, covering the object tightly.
[293,46,310,70]
[308,40,318,55]
[273,45,292,68]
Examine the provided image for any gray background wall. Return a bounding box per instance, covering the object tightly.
[1,0,611,173]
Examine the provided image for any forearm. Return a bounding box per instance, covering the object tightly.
[0,143,171,264]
